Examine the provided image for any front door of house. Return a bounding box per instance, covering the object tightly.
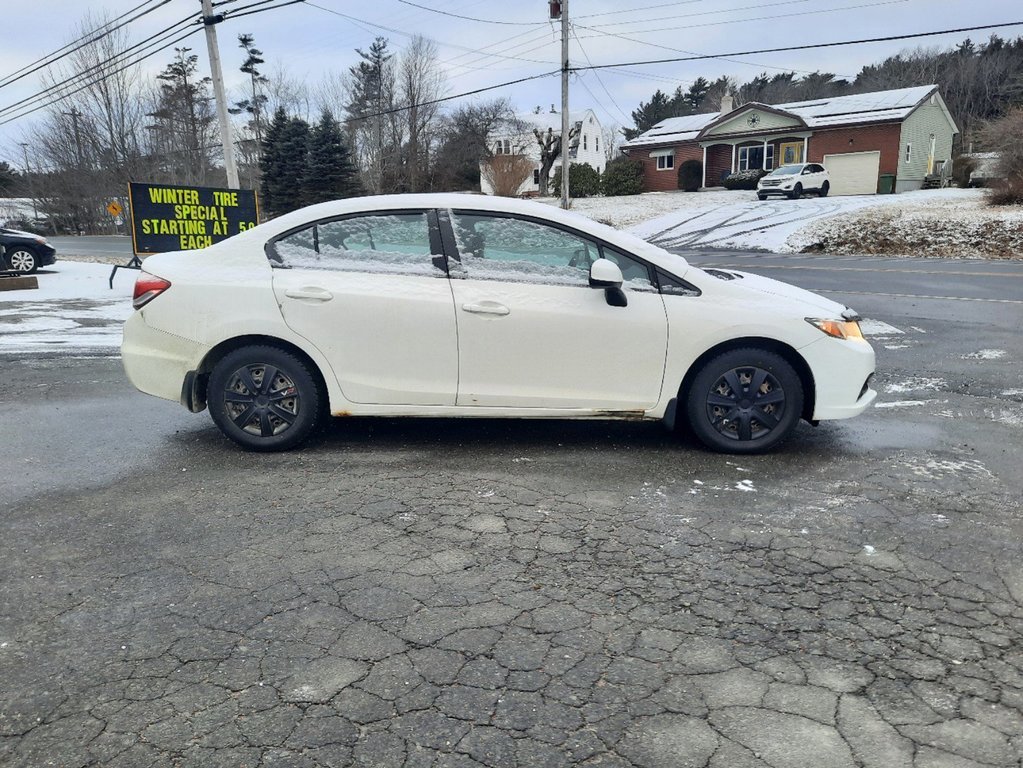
[780,141,804,165]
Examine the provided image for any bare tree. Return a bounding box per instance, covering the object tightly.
[397,35,445,192]
[533,123,578,197]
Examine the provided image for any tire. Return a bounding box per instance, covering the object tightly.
[757,194,767,201]
[208,345,325,451]
[6,247,38,273]
[819,181,830,197]
[789,183,803,200]
[686,348,803,454]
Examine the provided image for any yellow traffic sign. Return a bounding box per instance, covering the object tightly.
[107,200,123,217]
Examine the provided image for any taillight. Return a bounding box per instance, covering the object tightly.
[132,272,171,310]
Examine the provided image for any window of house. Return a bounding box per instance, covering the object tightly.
[596,136,600,153]
[533,169,541,185]
[738,145,774,171]
[656,154,674,170]
[904,143,912,163]
[449,212,597,286]
[272,212,441,276]
[583,134,588,151]
[495,138,512,155]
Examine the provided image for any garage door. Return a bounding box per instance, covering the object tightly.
[823,151,881,195]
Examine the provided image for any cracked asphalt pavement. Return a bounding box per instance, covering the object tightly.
[2,251,1022,767]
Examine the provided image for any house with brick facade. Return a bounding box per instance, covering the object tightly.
[621,85,958,195]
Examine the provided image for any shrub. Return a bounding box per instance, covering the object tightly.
[480,154,534,197]
[601,156,644,196]
[722,169,768,190]
[552,163,602,198]
[982,109,1023,205]
[677,159,703,191]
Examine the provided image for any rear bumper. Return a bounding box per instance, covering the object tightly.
[121,312,207,407]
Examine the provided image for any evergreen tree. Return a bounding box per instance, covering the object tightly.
[259,107,288,215]
[303,109,362,204]
[274,116,310,213]
[229,34,269,154]
[624,90,673,139]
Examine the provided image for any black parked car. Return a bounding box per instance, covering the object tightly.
[1,228,57,273]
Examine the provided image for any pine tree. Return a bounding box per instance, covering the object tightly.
[274,116,310,213]
[303,109,362,205]
[259,107,289,215]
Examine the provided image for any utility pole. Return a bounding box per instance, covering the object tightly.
[558,0,570,209]
[18,142,38,220]
[201,0,240,189]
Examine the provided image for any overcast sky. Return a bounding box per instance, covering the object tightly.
[1,0,1020,168]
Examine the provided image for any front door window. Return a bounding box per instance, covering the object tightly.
[780,141,804,166]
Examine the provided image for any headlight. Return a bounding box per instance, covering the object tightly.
[806,318,864,340]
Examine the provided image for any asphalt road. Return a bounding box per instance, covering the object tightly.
[2,251,1022,768]
[48,235,133,260]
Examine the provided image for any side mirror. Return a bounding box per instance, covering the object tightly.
[588,258,623,288]
[589,258,627,307]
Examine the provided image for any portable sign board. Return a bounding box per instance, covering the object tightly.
[127,182,259,255]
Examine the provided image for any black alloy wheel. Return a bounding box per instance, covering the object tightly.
[208,345,325,451]
[6,247,38,273]
[686,348,803,454]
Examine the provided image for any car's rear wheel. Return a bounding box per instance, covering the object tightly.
[819,181,830,197]
[6,247,38,273]
[789,183,803,200]
[686,348,803,454]
[208,345,325,451]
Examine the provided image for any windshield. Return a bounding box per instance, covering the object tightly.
[768,165,804,177]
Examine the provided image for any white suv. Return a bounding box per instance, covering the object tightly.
[757,163,830,200]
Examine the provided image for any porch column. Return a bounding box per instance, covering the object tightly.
[803,136,809,162]
[701,145,707,188]
[730,143,737,173]
[762,138,768,170]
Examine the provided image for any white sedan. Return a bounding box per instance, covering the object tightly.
[122,194,875,453]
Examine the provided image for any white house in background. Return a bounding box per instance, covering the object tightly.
[480,108,605,196]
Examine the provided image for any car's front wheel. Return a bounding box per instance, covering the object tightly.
[757,193,767,201]
[789,183,803,200]
[686,348,803,454]
[208,345,325,451]
[819,181,830,197]
[6,247,38,273]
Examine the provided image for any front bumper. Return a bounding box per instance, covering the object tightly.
[38,244,57,266]
[758,186,794,197]
[801,335,877,421]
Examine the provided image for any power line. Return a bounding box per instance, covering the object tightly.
[224,0,307,21]
[575,0,910,39]
[570,29,631,123]
[570,21,1023,73]
[574,0,703,20]
[304,2,558,67]
[0,12,198,119]
[0,0,174,91]
[394,1,546,26]
[0,27,203,128]
[583,0,818,29]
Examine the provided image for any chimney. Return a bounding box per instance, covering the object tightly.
[720,93,733,113]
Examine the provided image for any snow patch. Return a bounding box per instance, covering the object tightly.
[905,458,994,480]
[859,318,904,336]
[734,479,756,493]
[874,400,934,409]
[884,377,946,394]
[962,349,1006,360]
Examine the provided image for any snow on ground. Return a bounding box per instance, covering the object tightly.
[0,262,134,353]
[543,187,1022,258]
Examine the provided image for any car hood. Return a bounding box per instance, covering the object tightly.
[698,267,851,317]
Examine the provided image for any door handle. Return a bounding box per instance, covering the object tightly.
[284,287,333,302]
[462,302,510,316]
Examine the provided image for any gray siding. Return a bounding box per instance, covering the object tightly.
[897,95,956,183]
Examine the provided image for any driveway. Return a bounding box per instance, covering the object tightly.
[2,251,1022,767]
